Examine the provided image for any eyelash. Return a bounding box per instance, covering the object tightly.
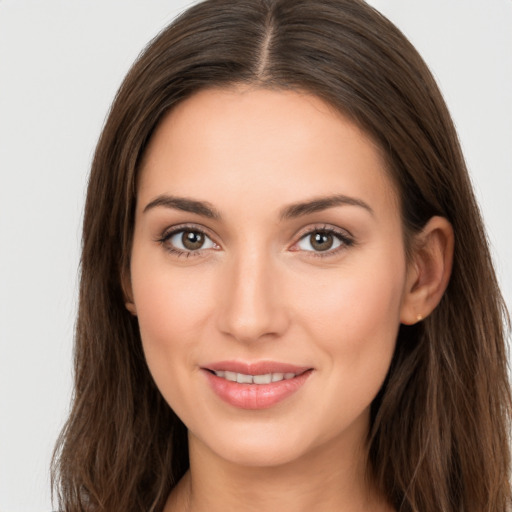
[156,223,355,259]
[293,224,355,258]
[156,224,218,259]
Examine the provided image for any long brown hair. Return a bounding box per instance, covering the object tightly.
[52,1,511,510]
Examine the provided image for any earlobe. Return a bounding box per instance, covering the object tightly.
[400,216,454,325]
[125,301,137,316]
[121,267,138,317]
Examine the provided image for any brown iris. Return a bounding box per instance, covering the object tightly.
[182,231,205,250]
[310,231,334,251]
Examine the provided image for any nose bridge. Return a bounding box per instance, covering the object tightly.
[217,243,288,342]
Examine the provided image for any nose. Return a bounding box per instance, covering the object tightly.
[216,248,290,343]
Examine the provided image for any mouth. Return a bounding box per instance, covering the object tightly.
[201,361,314,409]
[205,369,306,384]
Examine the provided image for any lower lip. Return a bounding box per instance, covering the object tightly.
[202,369,313,410]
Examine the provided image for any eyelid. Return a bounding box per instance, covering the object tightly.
[290,224,355,256]
[293,223,354,240]
[156,223,221,257]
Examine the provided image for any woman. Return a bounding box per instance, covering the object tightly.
[52,0,511,511]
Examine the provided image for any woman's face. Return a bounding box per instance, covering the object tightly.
[128,87,413,467]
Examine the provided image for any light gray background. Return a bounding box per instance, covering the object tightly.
[0,1,511,510]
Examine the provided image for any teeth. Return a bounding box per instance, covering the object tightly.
[253,374,272,384]
[225,371,237,382]
[237,373,253,384]
[213,370,297,384]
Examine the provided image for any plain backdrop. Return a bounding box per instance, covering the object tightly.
[0,1,511,510]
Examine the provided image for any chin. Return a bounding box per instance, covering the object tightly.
[190,422,317,468]
[216,440,310,468]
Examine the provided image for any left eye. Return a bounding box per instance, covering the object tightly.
[296,230,345,252]
[168,230,216,251]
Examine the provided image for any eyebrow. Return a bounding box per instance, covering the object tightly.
[279,194,374,220]
[143,195,221,219]
[143,193,373,220]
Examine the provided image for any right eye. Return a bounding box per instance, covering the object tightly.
[160,228,218,256]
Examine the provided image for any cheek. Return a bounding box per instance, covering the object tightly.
[297,262,404,340]
[292,253,406,398]
[130,253,217,380]
[135,274,208,341]
[130,264,221,422]
[295,265,404,431]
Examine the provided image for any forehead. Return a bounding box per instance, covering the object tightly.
[138,87,399,219]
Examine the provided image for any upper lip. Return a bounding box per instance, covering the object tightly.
[202,360,312,375]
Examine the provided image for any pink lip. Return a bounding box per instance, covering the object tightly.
[201,360,313,410]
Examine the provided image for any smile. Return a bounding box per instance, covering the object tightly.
[202,362,313,409]
[212,370,298,384]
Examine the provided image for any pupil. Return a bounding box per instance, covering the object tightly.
[311,232,333,251]
[182,231,204,250]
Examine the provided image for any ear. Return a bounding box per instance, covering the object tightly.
[400,216,454,325]
[121,265,137,316]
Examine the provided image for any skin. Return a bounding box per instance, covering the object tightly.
[125,87,453,512]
